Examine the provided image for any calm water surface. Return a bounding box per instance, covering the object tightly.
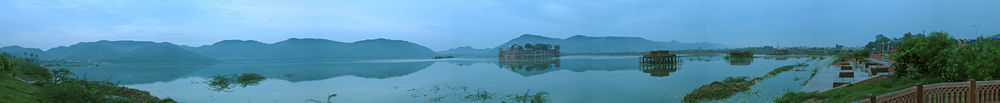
[65,55,831,103]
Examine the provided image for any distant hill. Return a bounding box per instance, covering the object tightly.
[439,34,728,56]
[45,40,217,63]
[3,38,437,62]
[187,40,272,60]
[189,38,438,60]
[0,46,46,58]
[436,46,497,57]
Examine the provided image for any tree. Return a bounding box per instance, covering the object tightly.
[524,43,534,50]
[902,32,914,40]
[865,34,892,50]
[1,55,12,72]
[942,35,1000,80]
[533,44,552,50]
[887,32,999,81]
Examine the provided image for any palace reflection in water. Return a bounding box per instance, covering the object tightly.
[64,55,822,103]
[497,58,561,76]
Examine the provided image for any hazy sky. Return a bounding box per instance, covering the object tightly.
[2,0,999,51]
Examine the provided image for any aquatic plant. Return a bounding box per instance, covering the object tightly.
[236,73,265,87]
[206,73,267,92]
[683,76,754,102]
[762,63,807,78]
[305,93,337,103]
[405,85,550,103]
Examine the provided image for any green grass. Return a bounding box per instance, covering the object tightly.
[0,74,41,103]
[1,55,174,103]
[775,78,925,103]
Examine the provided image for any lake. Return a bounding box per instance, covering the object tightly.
[63,55,831,103]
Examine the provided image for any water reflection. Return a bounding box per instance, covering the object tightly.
[226,61,433,82]
[64,63,216,84]
[67,61,433,84]
[304,94,338,103]
[497,56,673,77]
[725,57,754,66]
[640,64,680,77]
[405,84,551,103]
[776,57,788,60]
[497,58,560,76]
[110,55,823,102]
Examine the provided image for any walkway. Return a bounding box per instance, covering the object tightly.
[800,64,837,92]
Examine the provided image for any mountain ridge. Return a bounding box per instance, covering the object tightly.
[439,34,728,56]
[1,38,439,62]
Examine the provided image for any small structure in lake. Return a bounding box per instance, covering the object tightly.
[498,44,560,59]
[726,51,754,65]
[640,50,678,64]
[639,50,680,77]
[728,50,753,58]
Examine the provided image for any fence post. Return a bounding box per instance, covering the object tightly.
[970,79,978,103]
[916,83,924,103]
[868,94,877,103]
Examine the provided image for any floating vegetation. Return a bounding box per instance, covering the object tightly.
[205,73,266,92]
[762,63,807,78]
[507,90,550,103]
[305,93,337,103]
[802,67,821,86]
[404,84,550,103]
[683,77,755,102]
[698,58,708,61]
[683,63,809,102]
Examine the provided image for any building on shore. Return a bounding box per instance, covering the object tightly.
[498,44,560,59]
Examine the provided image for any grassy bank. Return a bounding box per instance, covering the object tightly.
[778,32,1000,102]
[0,55,175,103]
[775,77,929,103]
[0,73,42,103]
